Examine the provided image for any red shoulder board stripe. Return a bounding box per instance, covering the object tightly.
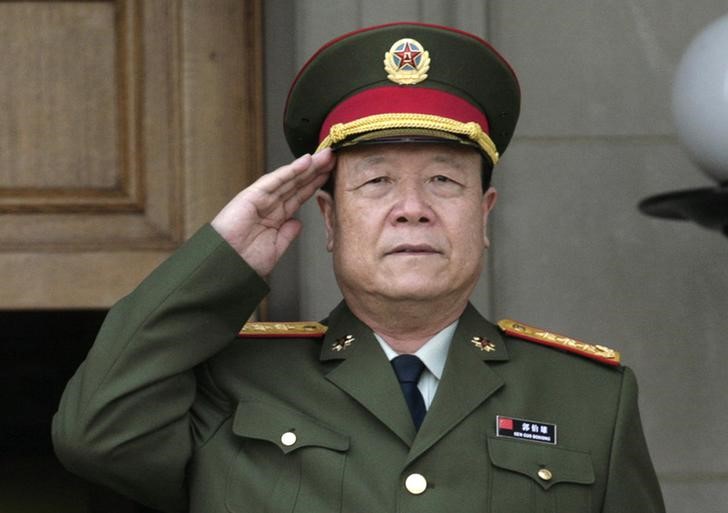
[238,322,327,339]
[497,319,621,367]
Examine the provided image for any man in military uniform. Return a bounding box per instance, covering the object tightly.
[53,22,665,513]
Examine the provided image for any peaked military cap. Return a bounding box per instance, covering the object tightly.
[284,22,520,167]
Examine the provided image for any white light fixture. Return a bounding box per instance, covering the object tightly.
[640,13,728,236]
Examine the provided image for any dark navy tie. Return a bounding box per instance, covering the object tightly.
[391,355,427,430]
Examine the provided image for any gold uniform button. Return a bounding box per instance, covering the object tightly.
[405,473,428,495]
[280,432,297,447]
[538,468,553,481]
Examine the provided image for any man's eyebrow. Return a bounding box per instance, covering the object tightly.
[430,154,466,169]
[354,155,388,171]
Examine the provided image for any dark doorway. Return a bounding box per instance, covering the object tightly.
[0,310,158,513]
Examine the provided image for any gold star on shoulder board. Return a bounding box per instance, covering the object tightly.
[471,336,496,352]
[331,335,355,352]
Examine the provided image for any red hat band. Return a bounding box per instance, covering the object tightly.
[316,86,499,164]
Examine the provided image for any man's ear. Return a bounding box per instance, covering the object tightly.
[316,191,336,252]
[481,186,498,249]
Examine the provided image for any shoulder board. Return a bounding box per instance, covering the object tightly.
[238,321,328,338]
[497,319,621,367]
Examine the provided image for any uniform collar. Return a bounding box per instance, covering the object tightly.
[373,321,457,380]
[320,301,508,364]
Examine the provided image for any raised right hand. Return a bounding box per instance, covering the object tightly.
[211,149,335,278]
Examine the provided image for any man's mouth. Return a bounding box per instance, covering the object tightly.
[386,244,441,255]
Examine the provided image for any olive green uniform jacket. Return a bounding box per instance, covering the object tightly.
[53,225,665,513]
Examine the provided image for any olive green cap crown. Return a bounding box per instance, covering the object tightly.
[284,22,520,164]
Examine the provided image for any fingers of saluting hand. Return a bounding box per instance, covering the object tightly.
[215,149,335,229]
[210,149,335,277]
[249,149,335,215]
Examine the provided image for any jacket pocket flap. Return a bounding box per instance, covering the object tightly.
[487,437,595,490]
[232,400,350,454]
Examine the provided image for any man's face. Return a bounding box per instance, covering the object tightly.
[317,143,497,307]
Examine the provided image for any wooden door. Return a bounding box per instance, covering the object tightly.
[0,0,263,308]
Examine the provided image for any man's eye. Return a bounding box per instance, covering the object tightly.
[428,175,465,196]
[353,176,392,194]
[432,175,459,185]
[366,176,389,185]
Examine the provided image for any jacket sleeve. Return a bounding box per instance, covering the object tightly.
[602,366,666,512]
[51,224,269,512]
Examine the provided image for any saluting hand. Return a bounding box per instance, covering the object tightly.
[211,149,335,278]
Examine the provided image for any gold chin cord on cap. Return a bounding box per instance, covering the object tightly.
[315,113,500,165]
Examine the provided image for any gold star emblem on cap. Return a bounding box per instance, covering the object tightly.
[471,336,496,352]
[331,335,355,352]
[384,37,430,85]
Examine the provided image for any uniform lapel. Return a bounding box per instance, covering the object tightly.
[321,302,417,446]
[407,303,509,464]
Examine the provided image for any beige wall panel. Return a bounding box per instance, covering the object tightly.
[0,0,263,308]
[181,0,264,235]
[0,0,165,231]
[0,252,169,308]
[0,2,118,190]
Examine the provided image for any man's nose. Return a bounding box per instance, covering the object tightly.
[392,183,432,224]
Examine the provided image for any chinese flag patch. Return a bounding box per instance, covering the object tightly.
[498,417,514,431]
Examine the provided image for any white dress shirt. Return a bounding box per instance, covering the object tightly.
[374,320,458,409]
